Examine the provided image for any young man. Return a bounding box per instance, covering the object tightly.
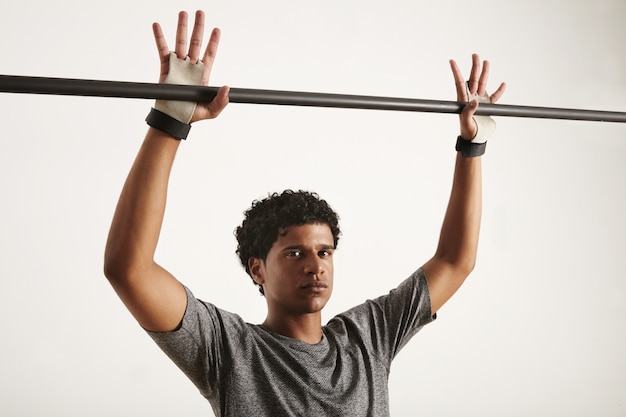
[104,10,505,416]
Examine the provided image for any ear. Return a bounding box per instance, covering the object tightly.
[248,258,265,285]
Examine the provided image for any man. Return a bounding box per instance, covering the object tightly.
[104,10,505,416]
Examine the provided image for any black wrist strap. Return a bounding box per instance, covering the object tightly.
[145,108,191,140]
[455,136,487,157]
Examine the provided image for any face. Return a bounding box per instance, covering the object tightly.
[249,223,335,317]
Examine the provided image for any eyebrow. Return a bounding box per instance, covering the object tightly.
[281,244,336,251]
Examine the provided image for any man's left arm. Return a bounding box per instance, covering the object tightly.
[422,54,506,315]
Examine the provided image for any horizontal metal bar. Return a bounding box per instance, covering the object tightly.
[1,74,625,123]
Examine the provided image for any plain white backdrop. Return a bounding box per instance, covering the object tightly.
[1,1,625,416]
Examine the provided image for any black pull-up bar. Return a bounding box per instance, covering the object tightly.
[1,74,625,123]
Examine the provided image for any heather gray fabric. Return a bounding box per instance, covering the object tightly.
[148,268,435,416]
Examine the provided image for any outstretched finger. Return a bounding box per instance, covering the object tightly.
[467,54,481,95]
[489,82,507,103]
[152,23,169,56]
[200,27,222,85]
[477,60,490,96]
[152,23,170,80]
[187,10,205,63]
[449,59,468,102]
[175,11,189,59]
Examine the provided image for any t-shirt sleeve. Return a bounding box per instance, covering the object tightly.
[332,268,436,365]
[146,286,243,400]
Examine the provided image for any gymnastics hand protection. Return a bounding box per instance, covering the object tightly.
[154,52,205,124]
[467,85,496,144]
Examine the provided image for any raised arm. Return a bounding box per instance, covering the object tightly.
[422,54,505,315]
[103,11,229,332]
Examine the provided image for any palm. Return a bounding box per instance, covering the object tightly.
[153,10,228,124]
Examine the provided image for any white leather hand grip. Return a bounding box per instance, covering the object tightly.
[154,52,205,124]
[467,85,496,144]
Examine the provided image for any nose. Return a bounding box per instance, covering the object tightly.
[304,256,324,276]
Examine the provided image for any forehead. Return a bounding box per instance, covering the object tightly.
[275,223,333,245]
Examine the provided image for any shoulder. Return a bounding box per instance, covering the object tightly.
[148,286,250,346]
[331,268,430,324]
[325,269,435,354]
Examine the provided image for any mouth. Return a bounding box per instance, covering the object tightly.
[300,282,328,292]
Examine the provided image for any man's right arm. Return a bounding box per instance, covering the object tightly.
[104,128,187,332]
[103,11,228,332]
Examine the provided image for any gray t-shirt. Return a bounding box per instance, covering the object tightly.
[148,268,435,416]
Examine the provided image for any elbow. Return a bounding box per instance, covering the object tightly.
[460,257,476,277]
[434,250,477,278]
[104,243,156,289]
[456,250,477,276]
[103,238,155,287]
[456,252,477,277]
[103,249,137,285]
[103,255,125,284]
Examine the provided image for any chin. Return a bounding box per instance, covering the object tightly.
[308,296,331,313]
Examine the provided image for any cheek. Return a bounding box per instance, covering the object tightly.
[326,260,335,277]
[326,264,335,290]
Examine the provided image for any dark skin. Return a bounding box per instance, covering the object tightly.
[104,10,506,343]
[249,223,335,343]
[104,11,228,332]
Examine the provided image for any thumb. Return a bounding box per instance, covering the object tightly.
[207,86,230,118]
[464,99,478,117]
[460,99,478,140]
[190,86,230,123]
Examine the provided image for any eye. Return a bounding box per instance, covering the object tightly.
[286,250,301,257]
[319,249,333,257]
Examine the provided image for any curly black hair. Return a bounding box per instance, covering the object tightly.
[235,190,341,295]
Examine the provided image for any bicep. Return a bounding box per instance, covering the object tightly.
[421,257,471,315]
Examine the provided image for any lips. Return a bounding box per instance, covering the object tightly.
[300,282,328,290]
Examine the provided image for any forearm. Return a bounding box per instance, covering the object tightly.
[104,128,181,280]
[434,153,482,273]
[422,152,482,314]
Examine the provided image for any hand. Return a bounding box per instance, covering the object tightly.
[152,10,229,123]
[450,54,506,140]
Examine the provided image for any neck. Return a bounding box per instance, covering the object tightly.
[262,312,323,344]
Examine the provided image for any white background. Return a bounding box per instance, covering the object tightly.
[1,1,625,416]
